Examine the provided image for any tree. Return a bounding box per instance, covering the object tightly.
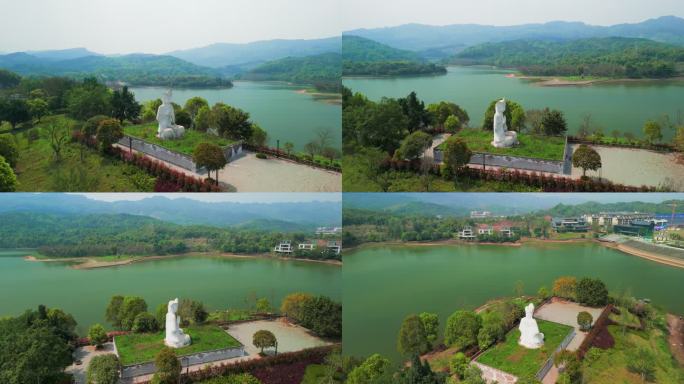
[106,296,125,329]
[155,303,167,330]
[444,310,481,349]
[0,98,30,129]
[132,312,159,333]
[398,91,431,132]
[184,97,209,127]
[175,110,192,128]
[47,120,71,160]
[252,330,277,354]
[419,312,439,346]
[394,131,432,161]
[95,119,123,153]
[0,69,21,89]
[444,115,461,132]
[211,103,253,140]
[483,99,525,131]
[576,277,608,307]
[526,109,545,135]
[347,354,391,384]
[193,142,227,185]
[541,108,567,136]
[66,77,112,121]
[675,126,684,152]
[88,323,108,348]
[86,354,120,384]
[178,299,208,325]
[461,365,486,384]
[442,136,472,175]
[552,276,577,300]
[627,347,656,382]
[0,134,19,168]
[303,140,319,160]
[643,120,663,144]
[300,295,342,338]
[577,311,593,331]
[281,292,313,323]
[84,115,110,137]
[360,98,409,154]
[537,286,550,299]
[194,106,212,131]
[283,141,294,156]
[397,354,443,384]
[252,297,270,313]
[572,144,602,177]
[397,314,429,356]
[0,156,17,191]
[427,101,469,128]
[120,296,148,331]
[477,311,506,350]
[111,86,141,122]
[450,352,469,379]
[27,98,49,123]
[248,124,268,147]
[576,113,594,138]
[151,347,181,384]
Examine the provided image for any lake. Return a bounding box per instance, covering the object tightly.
[343,66,684,140]
[343,242,684,363]
[0,250,341,334]
[130,81,341,151]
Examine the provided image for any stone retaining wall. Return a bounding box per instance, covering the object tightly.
[433,150,565,174]
[118,136,243,175]
[117,344,245,379]
[472,361,518,384]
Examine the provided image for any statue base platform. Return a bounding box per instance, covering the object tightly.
[164,335,191,349]
[518,333,544,349]
[491,132,519,148]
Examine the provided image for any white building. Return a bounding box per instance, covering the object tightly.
[274,241,293,254]
[459,226,476,240]
[477,224,493,235]
[326,240,341,255]
[298,241,316,251]
[471,211,492,219]
[316,227,342,236]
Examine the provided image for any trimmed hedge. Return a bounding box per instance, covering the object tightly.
[242,143,341,172]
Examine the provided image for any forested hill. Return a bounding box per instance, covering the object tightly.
[239,52,342,92]
[0,212,321,257]
[342,35,446,76]
[542,200,684,217]
[0,52,232,87]
[452,37,684,78]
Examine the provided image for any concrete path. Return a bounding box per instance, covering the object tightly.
[226,318,332,357]
[66,343,117,384]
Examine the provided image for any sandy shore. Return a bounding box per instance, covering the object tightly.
[599,241,684,269]
[295,89,342,105]
[25,252,342,270]
[510,74,684,87]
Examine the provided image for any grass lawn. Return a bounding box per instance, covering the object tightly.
[12,116,154,192]
[582,325,684,383]
[207,309,254,322]
[549,232,591,240]
[115,325,242,366]
[437,129,566,161]
[123,123,235,156]
[301,364,333,384]
[342,155,540,192]
[476,320,572,379]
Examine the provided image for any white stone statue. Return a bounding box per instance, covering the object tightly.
[518,303,544,349]
[157,90,185,140]
[164,298,191,348]
[491,98,518,148]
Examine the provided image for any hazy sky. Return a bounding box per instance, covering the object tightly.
[0,0,341,54]
[342,0,684,30]
[77,193,341,203]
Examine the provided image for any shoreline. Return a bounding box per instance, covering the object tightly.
[597,241,684,269]
[508,73,684,87]
[24,252,342,270]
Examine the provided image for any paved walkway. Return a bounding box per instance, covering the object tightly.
[115,145,341,192]
[226,318,332,357]
[66,343,117,384]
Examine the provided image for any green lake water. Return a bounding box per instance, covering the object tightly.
[130,81,341,151]
[0,250,341,334]
[343,66,684,139]
[343,242,684,362]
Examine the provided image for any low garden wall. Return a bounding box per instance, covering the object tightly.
[567,136,676,153]
[535,329,576,380]
[242,143,341,172]
[433,150,566,174]
[116,343,246,379]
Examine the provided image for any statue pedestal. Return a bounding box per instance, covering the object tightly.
[491,132,519,148]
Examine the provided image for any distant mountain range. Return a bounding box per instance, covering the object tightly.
[167,37,341,69]
[0,194,341,230]
[345,16,684,58]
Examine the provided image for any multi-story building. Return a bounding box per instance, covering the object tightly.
[459,226,476,240]
[315,227,342,236]
[471,211,492,219]
[298,241,316,251]
[477,224,493,235]
[552,217,590,232]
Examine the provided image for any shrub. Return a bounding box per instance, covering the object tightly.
[449,352,468,379]
[577,311,593,331]
[397,314,428,356]
[96,119,123,152]
[152,347,181,384]
[552,276,577,300]
[255,153,267,159]
[201,374,261,384]
[0,155,17,192]
[280,293,313,323]
[576,277,608,307]
[86,354,120,384]
[132,312,159,333]
[252,330,277,355]
[84,115,110,136]
[88,324,108,348]
[477,311,506,350]
[300,296,342,338]
[444,310,481,349]
[0,134,18,168]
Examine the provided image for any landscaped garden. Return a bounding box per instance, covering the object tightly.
[123,123,236,156]
[438,128,566,161]
[476,319,572,378]
[115,325,241,365]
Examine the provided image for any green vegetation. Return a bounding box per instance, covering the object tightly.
[115,325,241,366]
[0,52,233,87]
[241,52,342,93]
[476,320,572,378]
[454,37,684,78]
[302,364,330,384]
[342,35,446,77]
[86,354,120,384]
[438,129,566,161]
[124,123,235,155]
[253,329,278,354]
